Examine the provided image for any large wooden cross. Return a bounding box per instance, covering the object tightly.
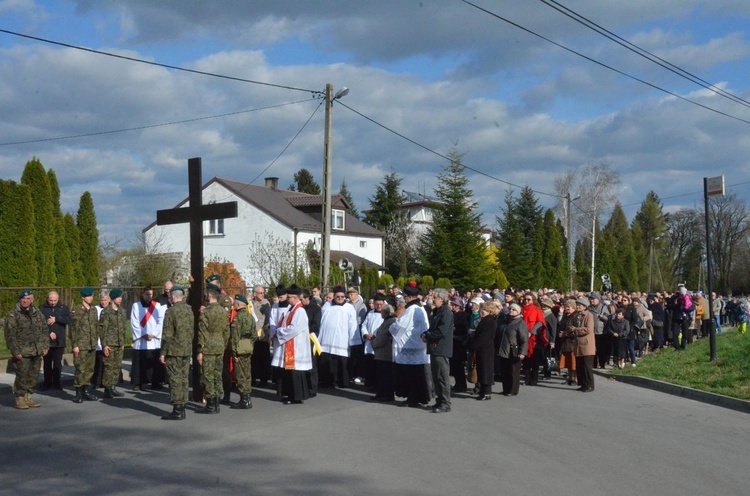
[156,157,238,401]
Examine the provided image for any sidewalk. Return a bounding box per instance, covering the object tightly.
[1,353,132,395]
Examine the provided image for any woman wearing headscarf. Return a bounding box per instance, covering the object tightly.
[496,303,528,396]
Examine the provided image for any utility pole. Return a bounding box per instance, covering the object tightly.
[565,193,573,292]
[320,84,348,291]
[321,84,334,291]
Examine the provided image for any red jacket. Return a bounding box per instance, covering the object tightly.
[522,304,547,357]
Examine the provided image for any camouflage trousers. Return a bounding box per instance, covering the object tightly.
[102,346,124,388]
[165,356,190,406]
[74,349,97,388]
[235,354,253,394]
[13,355,42,396]
[201,354,223,400]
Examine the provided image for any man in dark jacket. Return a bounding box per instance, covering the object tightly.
[422,288,454,413]
[40,291,70,390]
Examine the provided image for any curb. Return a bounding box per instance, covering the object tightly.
[594,369,750,414]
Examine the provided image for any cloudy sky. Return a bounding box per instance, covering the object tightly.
[2,0,750,246]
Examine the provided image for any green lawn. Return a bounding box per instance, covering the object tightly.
[611,327,750,400]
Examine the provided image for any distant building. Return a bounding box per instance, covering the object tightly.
[143,177,385,284]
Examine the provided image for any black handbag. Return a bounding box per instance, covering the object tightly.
[546,354,560,373]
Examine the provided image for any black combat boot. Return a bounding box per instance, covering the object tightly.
[73,387,84,403]
[82,387,98,401]
[110,387,124,397]
[161,405,186,420]
[231,394,252,409]
[103,387,114,399]
[197,397,217,414]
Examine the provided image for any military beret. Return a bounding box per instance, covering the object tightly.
[18,289,33,299]
[234,294,248,305]
[171,286,185,294]
[80,287,94,297]
[109,288,123,299]
[206,283,221,292]
[206,274,221,283]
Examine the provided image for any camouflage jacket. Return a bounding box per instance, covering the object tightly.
[230,309,257,358]
[71,302,100,351]
[198,302,230,355]
[4,303,48,357]
[99,304,129,348]
[162,301,195,357]
[218,293,233,312]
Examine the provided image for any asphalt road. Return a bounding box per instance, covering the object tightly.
[0,374,747,496]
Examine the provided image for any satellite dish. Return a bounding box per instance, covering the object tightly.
[338,258,351,271]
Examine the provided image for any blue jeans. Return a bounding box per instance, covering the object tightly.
[628,340,637,364]
[715,315,723,333]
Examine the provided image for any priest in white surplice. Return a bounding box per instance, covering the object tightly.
[361,295,385,388]
[130,286,166,390]
[390,282,430,407]
[270,285,312,404]
[318,285,358,388]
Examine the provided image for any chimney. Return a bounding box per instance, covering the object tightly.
[264,177,279,190]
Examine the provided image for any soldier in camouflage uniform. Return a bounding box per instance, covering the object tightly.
[206,274,234,405]
[159,286,195,420]
[71,287,100,403]
[197,285,230,414]
[99,288,128,399]
[230,294,257,410]
[4,290,48,409]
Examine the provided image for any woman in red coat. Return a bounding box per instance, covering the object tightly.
[521,292,547,386]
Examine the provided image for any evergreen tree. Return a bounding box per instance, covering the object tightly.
[21,157,56,285]
[288,168,321,195]
[497,189,536,288]
[339,179,359,219]
[64,213,83,285]
[47,169,74,287]
[0,180,38,286]
[632,191,669,291]
[599,203,638,291]
[541,209,567,290]
[77,191,100,285]
[364,171,415,277]
[574,239,589,290]
[420,147,495,288]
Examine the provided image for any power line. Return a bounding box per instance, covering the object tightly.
[0,28,322,97]
[459,0,750,126]
[0,98,317,146]
[207,98,325,206]
[336,100,563,199]
[538,0,750,109]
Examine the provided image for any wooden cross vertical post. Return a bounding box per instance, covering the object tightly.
[156,157,238,402]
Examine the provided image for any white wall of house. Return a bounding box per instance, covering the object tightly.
[145,182,384,284]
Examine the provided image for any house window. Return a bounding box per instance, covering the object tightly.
[333,209,345,230]
[206,219,224,236]
[359,240,367,248]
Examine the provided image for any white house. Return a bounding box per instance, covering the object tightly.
[143,177,385,285]
[399,190,493,245]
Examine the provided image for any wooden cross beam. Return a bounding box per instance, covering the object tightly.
[155,157,237,401]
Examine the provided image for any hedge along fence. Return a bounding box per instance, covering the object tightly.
[0,284,256,359]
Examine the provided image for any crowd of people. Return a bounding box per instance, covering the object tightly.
[4,277,748,416]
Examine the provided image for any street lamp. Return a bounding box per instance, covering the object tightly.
[648,235,662,292]
[321,83,348,290]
